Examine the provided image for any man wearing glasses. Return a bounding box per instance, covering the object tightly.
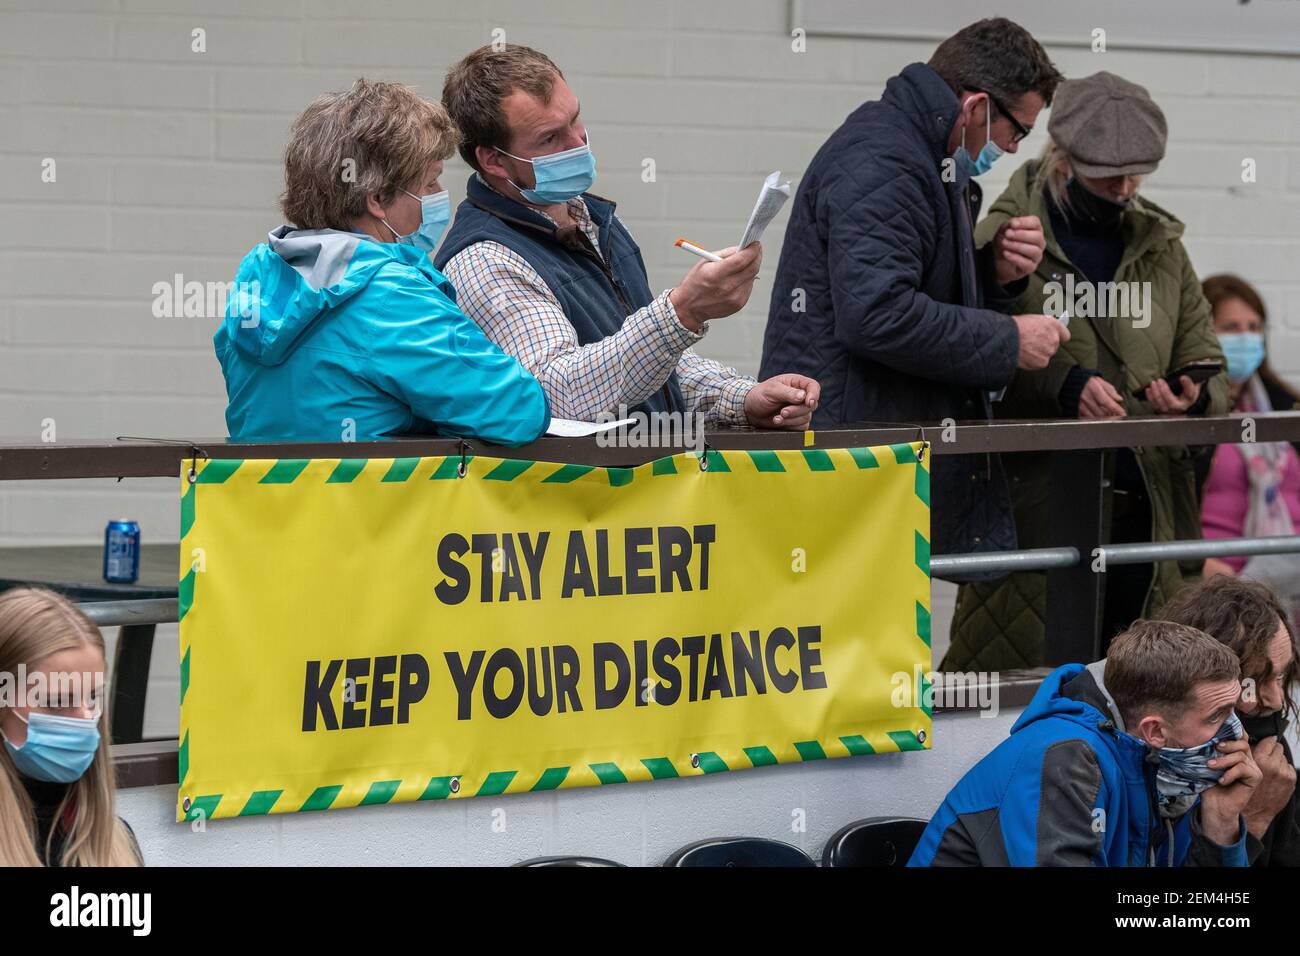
[760,18,1068,571]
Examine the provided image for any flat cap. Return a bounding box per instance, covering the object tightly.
[1048,71,1167,178]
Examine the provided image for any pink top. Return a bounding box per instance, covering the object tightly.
[1201,390,1300,571]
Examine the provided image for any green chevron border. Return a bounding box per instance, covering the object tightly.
[176,721,931,820]
[177,458,247,802]
[180,443,932,498]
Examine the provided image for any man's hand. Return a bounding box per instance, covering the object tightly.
[992,215,1046,286]
[1243,736,1297,838]
[1078,375,1126,419]
[1199,738,1263,845]
[1140,375,1201,414]
[744,374,820,429]
[669,243,762,332]
[1013,314,1069,370]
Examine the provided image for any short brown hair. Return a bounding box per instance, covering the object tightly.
[1105,620,1241,728]
[280,78,459,230]
[928,18,1063,108]
[1202,273,1267,324]
[1160,576,1298,706]
[443,44,564,172]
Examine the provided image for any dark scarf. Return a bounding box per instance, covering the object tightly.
[1239,709,1286,745]
[1237,709,1300,867]
[1064,176,1130,229]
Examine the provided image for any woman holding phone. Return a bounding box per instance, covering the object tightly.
[944,72,1228,671]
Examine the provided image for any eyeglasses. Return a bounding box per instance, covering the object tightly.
[967,87,1032,143]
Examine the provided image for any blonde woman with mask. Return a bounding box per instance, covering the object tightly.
[0,587,142,866]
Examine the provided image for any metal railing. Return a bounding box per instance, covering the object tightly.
[80,597,178,627]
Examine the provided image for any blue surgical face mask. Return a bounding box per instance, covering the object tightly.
[2,711,101,784]
[497,134,596,204]
[1218,331,1266,384]
[1153,711,1244,811]
[382,189,450,253]
[953,99,1004,179]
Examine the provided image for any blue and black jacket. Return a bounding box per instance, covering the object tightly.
[908,662,1249,866]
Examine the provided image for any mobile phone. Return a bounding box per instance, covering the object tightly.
[1132,361,1224,398]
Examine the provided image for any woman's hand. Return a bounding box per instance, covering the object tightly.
[1078,376,1126,419]
[1203,557,1237,579]
[1142,375,1201,414]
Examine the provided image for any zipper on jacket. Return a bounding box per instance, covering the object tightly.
[1101,716,1163,866]
[1047,256,1160,617]
[574,234,686,416]
[1143,759,1168,867]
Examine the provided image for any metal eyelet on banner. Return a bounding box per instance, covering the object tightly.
[690,753,701,769]
[187,444,208,484]
[698,441,714,473]
[182,796,192,813]
[449,776,461,794]
[914,426,928,462]
[456,439,470,479]
[917,729,928,745]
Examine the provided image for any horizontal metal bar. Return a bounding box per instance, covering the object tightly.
[80,598,178,627]
[1101,535,1300,565]
[929,536,1300,577]
[5,412,1300,481]
[930,547,1079,575]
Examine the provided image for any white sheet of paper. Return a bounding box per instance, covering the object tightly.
[739,170,791,249]
[545,416,637,438]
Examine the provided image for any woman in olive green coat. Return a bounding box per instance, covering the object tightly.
[944,72,1228,671]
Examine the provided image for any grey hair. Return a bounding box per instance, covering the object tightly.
[280,78,459,230]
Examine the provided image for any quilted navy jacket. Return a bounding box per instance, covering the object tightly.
[759,63,1025,567]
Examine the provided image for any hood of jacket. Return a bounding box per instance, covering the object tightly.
[222,226,449,367]
[1011,660,1154,775]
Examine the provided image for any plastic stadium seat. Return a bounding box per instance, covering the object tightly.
[513,855,625,867]
[663,837,816,867]
[821,817,929,867]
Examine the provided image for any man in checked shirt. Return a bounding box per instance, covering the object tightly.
[435,44,819,432]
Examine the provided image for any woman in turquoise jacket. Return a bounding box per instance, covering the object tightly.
[214,79,549,445]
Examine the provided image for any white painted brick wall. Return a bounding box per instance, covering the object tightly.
[116,704,1020,866]
[0,2,1297,728]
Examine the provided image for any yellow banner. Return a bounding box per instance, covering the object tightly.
[176,444,931,821]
